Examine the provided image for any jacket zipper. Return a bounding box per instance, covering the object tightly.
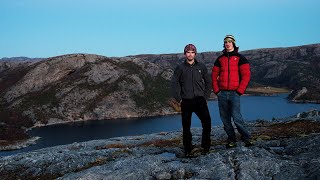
[191,65,194,98]
[227,53,230,90]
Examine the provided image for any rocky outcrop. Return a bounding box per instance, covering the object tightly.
[4,54,100,102]
[1,110,320,179]
[0,137,40,151]
[288,87,308,101]
[0,54,174,128]
[288,87,320,103]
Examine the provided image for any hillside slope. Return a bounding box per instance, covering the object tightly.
[0,54,174,145]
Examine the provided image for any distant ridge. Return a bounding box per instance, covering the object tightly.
[0,57,44,61]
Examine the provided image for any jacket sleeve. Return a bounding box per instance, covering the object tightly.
[237,55,251,95]
[171,65,182,102]
[202,65,212,100]
[211,59,221,94]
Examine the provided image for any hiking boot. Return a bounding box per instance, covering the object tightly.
[184,151,195,158]
[244,139,254,147]
[184,146,194,158]
[226,141,237,148]
[201,148,210,155]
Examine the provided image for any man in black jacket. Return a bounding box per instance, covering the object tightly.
[171,44,212,157]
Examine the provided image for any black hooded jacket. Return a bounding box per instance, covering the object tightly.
[171,59,212,102]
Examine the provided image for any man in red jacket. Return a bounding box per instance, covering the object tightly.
[212,35,253,148]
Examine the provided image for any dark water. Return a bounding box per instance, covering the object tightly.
[1,93,320,157]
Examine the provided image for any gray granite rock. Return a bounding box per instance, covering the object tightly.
[1,114,320,179]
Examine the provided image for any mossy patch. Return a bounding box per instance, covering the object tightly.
[95,138,181,150]
[252,119,320,139]
[132,75,170,111]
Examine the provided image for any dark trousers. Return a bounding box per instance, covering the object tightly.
[181,96,211,152]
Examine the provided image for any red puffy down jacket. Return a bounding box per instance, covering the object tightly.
[211,49,250,95]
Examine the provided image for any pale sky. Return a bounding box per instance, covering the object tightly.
[0,0,319,58]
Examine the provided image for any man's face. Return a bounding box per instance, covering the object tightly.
[224,41,234,52]
[185,51,196,61]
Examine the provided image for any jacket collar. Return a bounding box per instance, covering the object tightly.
[184,59,198,66]
[222,46,239,56]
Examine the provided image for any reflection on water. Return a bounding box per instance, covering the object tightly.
[1,93,320,156]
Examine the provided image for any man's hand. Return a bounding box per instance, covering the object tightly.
[167,98,181,112]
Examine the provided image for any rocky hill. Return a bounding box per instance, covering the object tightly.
[0,54,175,145]
[1,110,320,179]
[2,54,173,121]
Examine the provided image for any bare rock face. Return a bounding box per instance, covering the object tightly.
[118,74,144,92]
[84,61,123,84]
[0,54,174,126]
[4,54,100,102]
[160,69,174,81]
[131,58,161,77]
[0,61,31,74]
[91,91,142,119]
[286,87,320,103]
[289,87,308,101]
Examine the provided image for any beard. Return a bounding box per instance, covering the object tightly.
[186,56,194,61]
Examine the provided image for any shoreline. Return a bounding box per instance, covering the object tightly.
[0,137,40,151]
[0,112,181,152]
[28,111,181,130]
[290,99,320,104]
[0,90,316,152]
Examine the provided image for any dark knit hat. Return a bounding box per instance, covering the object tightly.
[224,35,236,43]
[184,44,197,54]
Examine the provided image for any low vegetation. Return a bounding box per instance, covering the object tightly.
[95,138,181,150]
[246,87,289,95]
[132,75,170,111]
